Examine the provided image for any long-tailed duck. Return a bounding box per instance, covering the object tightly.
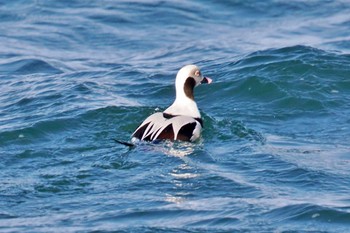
[132,65,212,142]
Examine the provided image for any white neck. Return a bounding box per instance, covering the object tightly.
[164,96,201,118]
[163,65,202,118]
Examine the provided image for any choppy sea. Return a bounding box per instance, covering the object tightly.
[1,0,350,232]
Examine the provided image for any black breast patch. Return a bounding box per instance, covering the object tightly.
[163,113,175,119]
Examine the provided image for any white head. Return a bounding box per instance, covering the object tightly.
[164,64,212,118]
[175,64,212,101]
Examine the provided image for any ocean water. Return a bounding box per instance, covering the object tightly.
[1,0,350,232]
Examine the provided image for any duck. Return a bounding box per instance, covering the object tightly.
[131,64,212,142]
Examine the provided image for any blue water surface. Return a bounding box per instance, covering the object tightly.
[1,0,350,232]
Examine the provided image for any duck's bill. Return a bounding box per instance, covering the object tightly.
[201,77,213,84]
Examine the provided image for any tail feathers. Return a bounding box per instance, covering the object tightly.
[113,139,135,147]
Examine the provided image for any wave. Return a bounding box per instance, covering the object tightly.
[203,46,350,138]
[1,1,350,232]
[265,203,350,224]
[0,58,62,75]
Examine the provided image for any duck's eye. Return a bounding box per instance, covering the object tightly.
[195,70,201,77]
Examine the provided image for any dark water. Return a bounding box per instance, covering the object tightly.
[1,0,350,232]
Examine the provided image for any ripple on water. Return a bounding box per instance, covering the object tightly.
[1,0,350,232]
[265,203,350,224]
[0,58,62,75]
